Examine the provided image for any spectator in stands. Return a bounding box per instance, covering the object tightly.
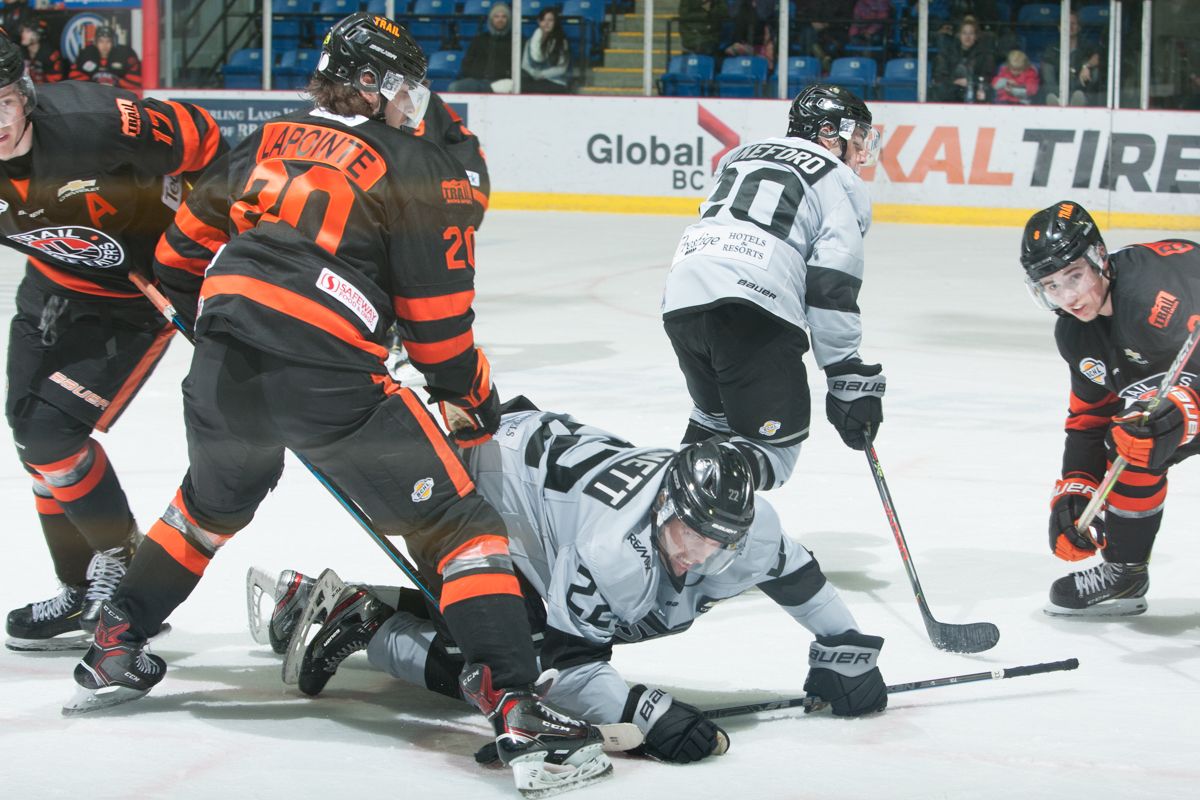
[931,17,995,102]
[69,26,141,91]
[17,15,64,83]
[992,48,1038,104]
[522,7,570,94]
[449,1,513,93]
[792,1,851,72]
[679,0,728,59]
[1,1,29,41]
[724,0,776,69]
[1041,12,1104,106]
[847,0,891,51]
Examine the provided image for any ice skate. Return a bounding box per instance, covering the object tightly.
[6,583,87,651]
[297,584,394,696]
[281,569,345,686]
[461,663,613,798]
[1044,561,1149,617]
[63,601,165,715]
[79,531,138,633]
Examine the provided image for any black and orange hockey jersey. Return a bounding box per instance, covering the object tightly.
[154,107,490,404]
[0,81,224,302]
[415,93,489,218]
[69,44,142,91]
[1054,240,1200,478]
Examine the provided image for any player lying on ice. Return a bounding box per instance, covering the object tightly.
[253,399,889,765]
[1020,201,1200,616]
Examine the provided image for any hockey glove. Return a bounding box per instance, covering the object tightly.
[622,685,728,764]
[1111,385,1200,470]
[437,385,500,448]
[825,360,886,450]
[804,631,887,717]
[1049,472,1104,559]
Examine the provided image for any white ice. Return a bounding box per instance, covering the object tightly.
[1,215,1196,799]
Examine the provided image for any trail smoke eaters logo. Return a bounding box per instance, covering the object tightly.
[8,226,123,269]
[1079,357,1107,385]
[1149,291,1179,329]
[411,477,434,503]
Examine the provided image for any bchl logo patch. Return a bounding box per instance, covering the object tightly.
[759,420,781,436]
[1079,357,1107,385]
[411,477,434,503]
[9,226,123,269]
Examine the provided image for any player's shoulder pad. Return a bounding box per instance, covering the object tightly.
[31,82,135,152]
[726,136,839,185]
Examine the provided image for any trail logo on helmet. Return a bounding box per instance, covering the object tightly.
[9,227,123,269]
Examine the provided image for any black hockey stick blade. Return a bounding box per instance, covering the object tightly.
[701,658,1080,719]
[922,616,1000,654]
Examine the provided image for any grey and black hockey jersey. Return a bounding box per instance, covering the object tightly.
[465,408,859,723]
[661,136,872,368]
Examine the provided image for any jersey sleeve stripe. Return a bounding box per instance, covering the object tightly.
[201,275,389,360]
[804,265,862,313]
[164,100,219,175]
[472,188,489,210]
[154,235,210,276]
[1069,391,1119,413]
[402,330,474,366]
[176,203,230,253]
[393,289,475,322]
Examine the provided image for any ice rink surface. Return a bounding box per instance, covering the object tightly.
[1,213,1197,799]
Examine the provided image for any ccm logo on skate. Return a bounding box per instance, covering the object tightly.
[317,268,379,332]
[411,478,434,503]
[49,372,110,410]
[809,648,872,665]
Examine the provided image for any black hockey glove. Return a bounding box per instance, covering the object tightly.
[825,360,886,450]
[436,386,501,448]
[622,685,728,764]
[804,631,887,717]
[1110,385,1200,471]
[1048,472,1103,560]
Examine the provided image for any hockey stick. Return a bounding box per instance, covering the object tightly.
[128,274,436,605]
[1075,319,1200,535]
[865,436,1000,653]
[701,658,1079,719]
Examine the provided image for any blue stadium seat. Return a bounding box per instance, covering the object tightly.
[658,54,714,97]
[1017,3,1061,58]
[1077,5,1110,29]
[714,55,769,97]
[786,55,821,97]
[408,0,455,49]
[562,0,605,24]
[224,48,264,89]
[427,49,465,92]
[877,57,920,101]
[458,0,494,40]
[828,56,877,97]
[275,48,320,90]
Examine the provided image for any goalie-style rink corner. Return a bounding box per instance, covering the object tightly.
[1,213,1196,800]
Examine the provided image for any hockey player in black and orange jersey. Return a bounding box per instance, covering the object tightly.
[17,16,65,84]
[0,37,224,650]
[68,26,141,91]
[67,14,614,797]
[1021,201,1200,616]
[418,93,489,217]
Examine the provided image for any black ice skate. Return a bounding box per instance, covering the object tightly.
[297,584,394,696]
[6,583,87,651]
[1045,561,1149,617]
[79,532,138,633]
[63,601,165,715]
[461,662,613,798]
[270,570,316,654]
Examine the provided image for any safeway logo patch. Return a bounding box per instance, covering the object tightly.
[316,268,379,332]
[9,226,123,268]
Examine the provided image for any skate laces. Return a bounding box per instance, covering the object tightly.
[1073,562,1117,595]
[31,585,80,622]
[134,648,162,675]
[84,546,130,604]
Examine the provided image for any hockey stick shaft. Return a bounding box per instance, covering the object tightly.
[864,438,936,620]
[129,274,437,604]
[1076,320,1200,532]
[700,658,1080,719]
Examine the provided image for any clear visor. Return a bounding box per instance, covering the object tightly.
[840,118,880,171]
[0,76,36,127]
[654,499,743,579]
[1026,245,1105,311]
[356,67,431,129]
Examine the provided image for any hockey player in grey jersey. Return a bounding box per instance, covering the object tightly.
[275,402,887,764]
[662,84,884,490]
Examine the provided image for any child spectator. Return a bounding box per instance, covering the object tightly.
[992,48,1038,104]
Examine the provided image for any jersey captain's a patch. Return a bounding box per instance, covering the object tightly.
[1079,357,1107,385]
[9,226,124,269]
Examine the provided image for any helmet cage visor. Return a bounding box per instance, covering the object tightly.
[653,495,745,578]
[355,66,429,128]
[840,118,880,169]
[1025,244,1106,311]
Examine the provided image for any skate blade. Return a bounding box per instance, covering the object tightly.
[1043,597,1148,617]
[61,683,151,716]
[511,745,613,799]
[595,722,643,752]
[246,566,277,646]
[5,632,90,652]
[281,569,344,686]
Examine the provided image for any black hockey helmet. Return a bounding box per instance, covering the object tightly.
[94,26,116,42]
[1020,201,1107,281]
[788,83,878,170]
[317,12,428,94]
[0,34,35,117]
[653,442,755,586]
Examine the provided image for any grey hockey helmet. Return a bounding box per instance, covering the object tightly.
[316,12,430,127]
[653,442,754,586]
[1021,201,1109,310]
[0,34,35,120]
